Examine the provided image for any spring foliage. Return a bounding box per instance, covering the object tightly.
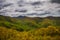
[0,16,60,31]
[0,16,60,40]
[0,26,60,40]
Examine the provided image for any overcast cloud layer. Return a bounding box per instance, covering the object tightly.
[0,0,60,17]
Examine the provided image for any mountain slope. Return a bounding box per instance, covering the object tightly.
[0,15,60,31]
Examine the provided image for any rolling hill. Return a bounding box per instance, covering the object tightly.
[0,15,60,40]
[0,15,60,31]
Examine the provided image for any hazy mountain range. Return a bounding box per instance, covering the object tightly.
[0,0,60,17]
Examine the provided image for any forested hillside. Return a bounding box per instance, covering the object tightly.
[0,15,60,40]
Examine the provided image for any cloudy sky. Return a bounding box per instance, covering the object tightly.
[0,0,60,17]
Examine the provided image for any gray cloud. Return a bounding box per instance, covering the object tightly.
[0,0,60,17]
[51,0,60,3]
[31,1,41,5]
[3,3,13,7]
[0,0,13,10]
[15,9,27,13]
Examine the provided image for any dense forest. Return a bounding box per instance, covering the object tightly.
[0,15,60,40]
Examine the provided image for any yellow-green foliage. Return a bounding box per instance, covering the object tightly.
[0,26,60,40]
[0,15,60,31]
